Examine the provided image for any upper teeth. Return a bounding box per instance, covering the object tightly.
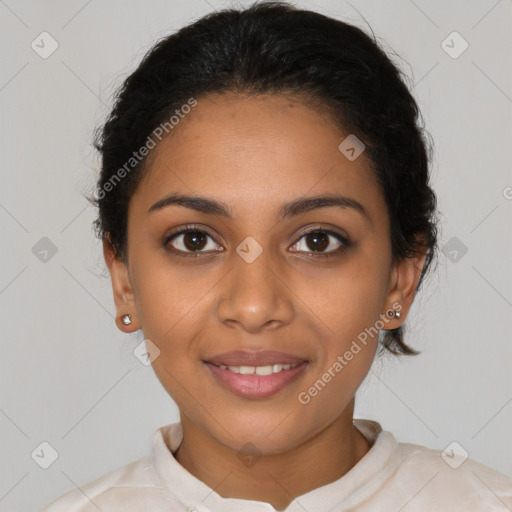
[219,363,301,375]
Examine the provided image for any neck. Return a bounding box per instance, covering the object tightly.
[174,404,371,511]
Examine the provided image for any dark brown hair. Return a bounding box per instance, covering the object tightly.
[87,1,438,355]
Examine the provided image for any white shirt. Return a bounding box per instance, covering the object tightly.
[39,419,512,511]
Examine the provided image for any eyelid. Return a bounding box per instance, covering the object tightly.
[166,224,216,240]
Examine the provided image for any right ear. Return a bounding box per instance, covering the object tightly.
[103,234,140,333]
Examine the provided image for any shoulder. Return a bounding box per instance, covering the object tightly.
[37,455,172,512]
[388,440,512,510]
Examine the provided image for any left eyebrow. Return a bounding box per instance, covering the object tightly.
[279,195,370,223]
[147,192,370,223]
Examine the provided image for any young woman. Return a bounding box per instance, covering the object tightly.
[40,2,512,510]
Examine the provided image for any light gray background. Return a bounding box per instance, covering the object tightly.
[1,0,511,510]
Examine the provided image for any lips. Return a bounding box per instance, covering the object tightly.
[204,350,307,367]
[205,361,308,398]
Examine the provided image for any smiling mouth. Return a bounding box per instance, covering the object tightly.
[214,362,302,375]
[204,360,308,399]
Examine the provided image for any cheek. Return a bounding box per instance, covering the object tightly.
[130,250,214,340]
[297,255,388,342]
[131,264,219,403]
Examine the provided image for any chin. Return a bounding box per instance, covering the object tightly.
[206,409,307,453]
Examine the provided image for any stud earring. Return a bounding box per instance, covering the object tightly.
[387,308,401,319]
[121,314,132,325]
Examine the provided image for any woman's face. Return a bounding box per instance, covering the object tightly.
[106,92,419,454]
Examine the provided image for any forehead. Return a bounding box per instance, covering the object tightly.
[130,92,385,223]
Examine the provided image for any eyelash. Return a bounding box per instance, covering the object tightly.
[163,224,350,259]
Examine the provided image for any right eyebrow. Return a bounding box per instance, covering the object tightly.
[147,193,233,217]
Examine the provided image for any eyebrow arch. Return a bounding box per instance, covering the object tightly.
[147,192,370,222]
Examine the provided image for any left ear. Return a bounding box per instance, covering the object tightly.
[382,239,428,328]
[103,235,140,333]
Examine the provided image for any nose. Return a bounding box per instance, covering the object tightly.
[217,244,294,334]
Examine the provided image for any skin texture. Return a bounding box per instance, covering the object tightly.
[103,92,427,511]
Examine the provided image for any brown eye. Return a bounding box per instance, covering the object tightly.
[183,231,208,251]
[305,232,329,252]
[165,228,223,255]
[290,229,349,256]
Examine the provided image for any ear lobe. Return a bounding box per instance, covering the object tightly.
[103,235,138,331]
